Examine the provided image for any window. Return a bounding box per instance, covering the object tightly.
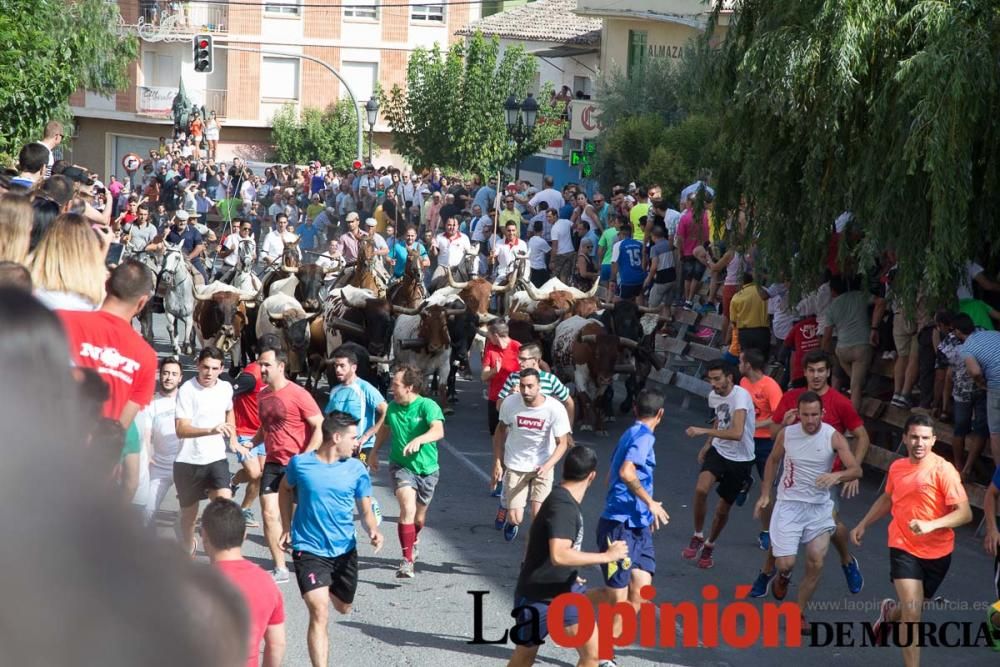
[572,75,592,98]
[264,0,300,16]
[345,0,379,20]
[627,30,647,79]
[261,57,300,100]
[411,3,444,22]
[340,61,379,104]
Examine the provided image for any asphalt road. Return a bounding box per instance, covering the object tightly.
[147,312,996,666]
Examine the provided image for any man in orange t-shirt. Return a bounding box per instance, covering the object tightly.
[739,348,783,547]
[850,414,971,667]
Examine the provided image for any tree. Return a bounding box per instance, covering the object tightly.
[700,0,1000,303]
[271,100,359,167]
[0,0,137,162]
[380,32,565,175]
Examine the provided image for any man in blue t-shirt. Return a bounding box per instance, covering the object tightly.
[279,411,383,667]
[594,389,671,650]
[389,226,430,280]
[609,222,645,300]
[324,346,388,464]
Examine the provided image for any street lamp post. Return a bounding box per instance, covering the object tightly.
[504,92,538,182]
[365,98,379,165]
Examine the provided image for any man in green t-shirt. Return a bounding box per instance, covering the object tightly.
[370,365,445,579]
[598,218,623,284]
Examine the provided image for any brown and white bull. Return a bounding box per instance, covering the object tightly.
[256,292,325,385]
[550,315,638,435]
[391,299,468,409]
[193,284,254,369]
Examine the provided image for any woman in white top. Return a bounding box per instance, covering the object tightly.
[572,192,601,232]
[204,111,221,160]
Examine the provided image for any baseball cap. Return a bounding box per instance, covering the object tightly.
[345,212,360,222]
[175,210,190,221]
[365,217,377,227]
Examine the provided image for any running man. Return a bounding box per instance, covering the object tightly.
[750,350,868,597]
[230,357,266,528]
[753,392,862,623]
[140,357,183,525]
[174,346,238,555]
[278,411,384,667]
[324,346,388,466]
[370,366,444,579]
[251,344,324,583]
[507,445,628,667]
[739,348,784,550]
[202,498,286,667]
[594,389,672,652]
[491,369,572,542]
[494,342,575,530]
[682,360,756,568]
[851,414,971,667]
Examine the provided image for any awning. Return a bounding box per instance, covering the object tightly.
[528,44,600,59]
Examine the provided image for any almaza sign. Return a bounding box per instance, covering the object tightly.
[569,100,602,140]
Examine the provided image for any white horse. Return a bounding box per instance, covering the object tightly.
[159,243,199,356]
[125,248,162,343]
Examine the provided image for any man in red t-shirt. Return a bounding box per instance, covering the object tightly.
[481,320,521,496]
[202,498,286,667]
[785,313,821,388]
[250,344,323,583]
[748,350,871,599]
[59,261,157,429]
[230,360,266,527]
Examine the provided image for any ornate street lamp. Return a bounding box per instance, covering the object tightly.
[365,98,379,164]
[504,93,538,182]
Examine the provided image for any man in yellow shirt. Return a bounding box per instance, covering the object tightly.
[629,185,651,240]
[498,194,522,236]
[729,272,770,358]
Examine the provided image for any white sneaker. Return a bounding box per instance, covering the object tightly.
[271,567,290,584]
[396,560,415,579]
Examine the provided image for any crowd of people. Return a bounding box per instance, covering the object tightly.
[1,115,999,667]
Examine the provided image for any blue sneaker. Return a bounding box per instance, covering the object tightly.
[503,521,519,542]
[758,531,770,551]
[749,570,776,598]
[491,481,503,498]
[735,477,753,507]
[843,555,864,594]
[494,505,507,531]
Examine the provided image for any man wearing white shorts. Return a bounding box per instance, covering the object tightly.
[754,391,862,627]
[491,369,571,542]
[140,357,183,525]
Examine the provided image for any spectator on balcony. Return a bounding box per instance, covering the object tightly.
[205,111,221,160]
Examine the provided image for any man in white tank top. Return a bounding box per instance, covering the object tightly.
[753,392,862,623]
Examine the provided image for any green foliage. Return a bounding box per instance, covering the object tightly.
[380,32,565,176]
[593,59,684,130]
[700,0,1000,304]
[270,100,360,167]
[0,0,137,157]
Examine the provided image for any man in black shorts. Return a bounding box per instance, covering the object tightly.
[682,360,757,569]
[174,346,240,555]
[507,445,627,667]
[851,415,971,667]
[278,411,383,667]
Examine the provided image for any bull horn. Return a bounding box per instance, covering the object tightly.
[478,312,498,324]
[368,355,390,363]
[579,334,597,343]
[637,305,660,313]
[585,276,601,297]
[328,318,365,335]
[533,320,559,333]
[600,300,615,310]
[523,280,543,300]
[281,264,299,273]
[617,336,638,349]
[447,266,469,289]
[476,327,489,339]
[391,305,420,315]
[491,279,513,293]
[398,337,427,350]
[193,290,213,301]
[614,363,636,373]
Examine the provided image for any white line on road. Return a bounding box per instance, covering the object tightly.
[440,440,492,484]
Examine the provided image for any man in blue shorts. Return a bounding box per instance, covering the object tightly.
[507,446,627,667]
[324,346,388,466]
[278,411,384,667]
[593,389,671,648]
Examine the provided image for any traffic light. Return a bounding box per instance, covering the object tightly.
[193,34,213,73]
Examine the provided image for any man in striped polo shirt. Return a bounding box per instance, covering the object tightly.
[494,343,575,530]
[964,329,1000,466]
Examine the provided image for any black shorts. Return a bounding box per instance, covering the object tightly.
[654,267,677,285]
[701,447,753,505]
[889,547,952,599]
[682,256,706,282]
[738,327,771,357]
[618,283,643,300]
[173,459,231,508]
[488,400,500,435]
[293,548,359,603]
[261,461,286,495]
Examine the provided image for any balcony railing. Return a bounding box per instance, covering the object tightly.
[136,1,228,39]
[137,85,228,119]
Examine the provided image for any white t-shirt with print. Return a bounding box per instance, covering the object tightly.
[707,384,756,462]
[499,394,571,472]
[174,378,233,465]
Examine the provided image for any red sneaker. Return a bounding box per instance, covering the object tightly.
[682,535,705,560]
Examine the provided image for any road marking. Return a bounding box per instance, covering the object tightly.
[440,440,492,484]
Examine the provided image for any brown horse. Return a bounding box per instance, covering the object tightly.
[387,246,426,309]
[348,236,387,298]
[260,237,301,299]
